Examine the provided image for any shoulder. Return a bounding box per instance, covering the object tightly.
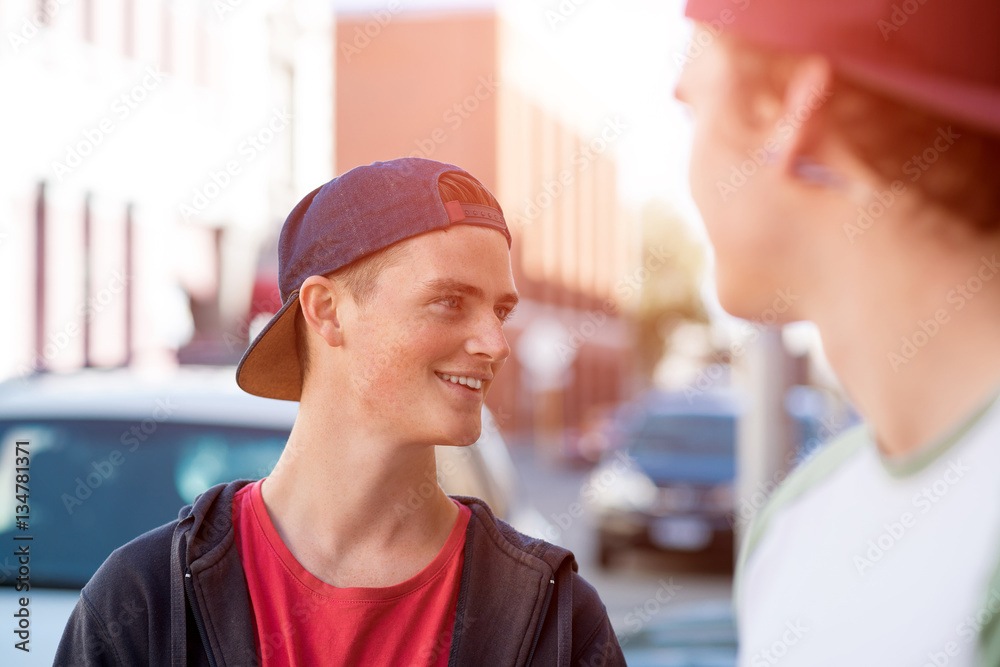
[453,496,623,644]
[743,426,867,551]
[452,495,562,560]
[55,519,179,666]
[734,425,869,604]
[80,479,249,625]
[83,519,178,606]
[57,481,250,664]
[564,566,621,655]
[73,511,185,656]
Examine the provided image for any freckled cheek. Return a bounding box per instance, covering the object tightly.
[355,325,445,396]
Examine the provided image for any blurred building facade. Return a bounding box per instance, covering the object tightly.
[0,0,333,379]
[335,6,640,445]
[2,0,641,453]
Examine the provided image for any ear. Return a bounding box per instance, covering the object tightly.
[773,55,835,178]
[298,275,346,349]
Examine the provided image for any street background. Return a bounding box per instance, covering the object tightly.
[1,0,860,660]
[510,445,734,636]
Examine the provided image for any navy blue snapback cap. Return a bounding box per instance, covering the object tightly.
[236,157,511,401]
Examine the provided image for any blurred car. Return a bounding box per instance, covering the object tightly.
[585,389,741,567]
[620,600,737,667]
[0,365,546,666]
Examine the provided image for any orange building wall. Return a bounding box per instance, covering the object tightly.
[335,12,498,190]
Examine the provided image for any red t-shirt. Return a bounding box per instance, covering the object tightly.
[232,479,470,666]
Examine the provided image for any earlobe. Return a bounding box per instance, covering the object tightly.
[299,276,345,349]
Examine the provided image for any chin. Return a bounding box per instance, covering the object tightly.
[444,420,482,448]
[714,270,797,325]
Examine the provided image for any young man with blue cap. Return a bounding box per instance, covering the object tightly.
[56,158,625,666]
[675,0,1000,664]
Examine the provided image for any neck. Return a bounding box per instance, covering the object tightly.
[261,390,459,587]
[812,244,1000,458]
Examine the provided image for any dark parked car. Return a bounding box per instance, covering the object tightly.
[586,390,740,567]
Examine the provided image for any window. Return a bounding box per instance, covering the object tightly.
[0,420,288,588]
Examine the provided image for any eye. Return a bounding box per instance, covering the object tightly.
[438,296,460,309]
[496,305,517,322]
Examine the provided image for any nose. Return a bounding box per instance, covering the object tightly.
[466,311,511,366]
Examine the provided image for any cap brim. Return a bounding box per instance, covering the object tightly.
[834,56,1000,138]
[236,291,303,401]
[685,3,1000,138]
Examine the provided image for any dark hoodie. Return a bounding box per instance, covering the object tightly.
[55,481,626,666]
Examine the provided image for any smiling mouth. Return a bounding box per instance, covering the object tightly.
[435,372,484,391]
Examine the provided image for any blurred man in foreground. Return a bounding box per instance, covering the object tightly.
[675,1,1000,664]
[56,158,624,666]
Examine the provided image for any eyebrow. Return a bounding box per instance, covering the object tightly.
[418,278,520,307]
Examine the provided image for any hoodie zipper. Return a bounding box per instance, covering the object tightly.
[185,570,219,667]
[524,576,555,666]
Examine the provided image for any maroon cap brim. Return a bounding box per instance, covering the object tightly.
[835,55,1000,137]
[684,0,1000,136]
[235,291,303,401]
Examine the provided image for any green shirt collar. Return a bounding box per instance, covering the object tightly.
[877,380,1000,478]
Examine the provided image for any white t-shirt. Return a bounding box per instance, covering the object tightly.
[737,389,1000,667]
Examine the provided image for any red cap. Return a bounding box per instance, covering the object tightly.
[684,0,1000,136]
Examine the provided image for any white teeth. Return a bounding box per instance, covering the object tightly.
[438,373,482,389]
